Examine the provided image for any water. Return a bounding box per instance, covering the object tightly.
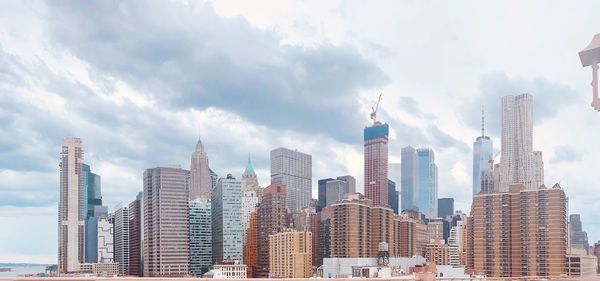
[0,265,48,277]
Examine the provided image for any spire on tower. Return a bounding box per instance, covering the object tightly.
[481,105,485,137]
[243,155,255,175]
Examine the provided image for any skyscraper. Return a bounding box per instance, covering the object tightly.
[255,183,289,278]
[401,146,418,212]
[472,109,494,196]
[469,183,567,277]
[417,148,438,218]
[500,94,543,191]
[83,164,103,263]
[437,198,454,219]
[190,138,212,200]
[241,156,259,191]
[388,180,399,214]
[211,174,243,264]
[569,214,590,252]
[128,192,142,276]
[97,216,114,263]
[189,197,212,276]
[241,157,261,248]
[143,167,190,277]
[113,204,130,275]
[364,122,389,206]
[270,147,312,214]
[58,137,85,273]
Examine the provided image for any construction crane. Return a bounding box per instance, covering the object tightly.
[370,93,383,124]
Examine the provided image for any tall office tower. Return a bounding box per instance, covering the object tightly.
[401,146,419,212]
[318,175,358,210]
[58,138,85,273]
[83,164,103,263]
[255,183,289,278]
[469,183,567,277]
[270,147,312,214]
[532,151,545,189]
[241,156,259,191]
[211,174,243,264]
[393,211,428,257]
[143,167,190,277]
[85,205,108,263]
[364,122,389,206]
[269,231,312,278]
[128,192,142,276]
[417,148,438,218]
[97,217,114,262]
[189,198,212,276]
[209,169,218,189]
[243,212,259,278]
[437,198,454,219]
[330,195,372,258]
[113,205,130,275]
[388,180,399,214]
[500,94,537,191]
[569,214,590,251]
[190,138,212,200]
[472,110,494,196]
[336,175,356,194]
[448,221,464,266]
[241,157,261,248]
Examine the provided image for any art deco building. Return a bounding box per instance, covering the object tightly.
[271,148,312,214]
[469,183,567,277]
[241,157,261,248]
[269,230,312,278]
[190,197,212,276]
[255,183,289,278]
[58,138,85,273]
[190,138,212,199]
[143,167,190,277]
[364,122,389,206]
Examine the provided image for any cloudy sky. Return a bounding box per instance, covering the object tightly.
[1,0,600,263]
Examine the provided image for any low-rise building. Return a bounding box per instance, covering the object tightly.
[203,262,247,279]
[322,256,426,278]
[78,262,119,276]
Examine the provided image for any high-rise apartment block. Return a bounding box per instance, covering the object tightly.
[270,148,312,214]
[425,239,449,265]
[143,167,190,277]
[212,174,243,264]
[255,183,289,278]
[113,204,130,275]
[128,192,142,276]
[190,197,212,276]
[468,183,567,277]
[190,138,212,199]
[417,148,438,218]
[401,146,418,212]
[58,138,85,273]
[269,231,312,278]
[364,122,389,206]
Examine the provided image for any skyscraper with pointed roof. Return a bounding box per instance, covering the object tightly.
[190,137,212,199]
[472,107,494,196]
[241,156,262,249]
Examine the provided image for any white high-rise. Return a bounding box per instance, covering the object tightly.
[500,94,542,191]
[58,138,85,273]
[190,138,212,199]
[113,204,130,275]
[270,148,312,214]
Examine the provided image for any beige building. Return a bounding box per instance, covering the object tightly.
[269,230,312,278]
[330,195,372,258]
[424,239,448,265]
[393,215,428,257]
[78,262,119,276]
[427,218,444,242]
[468,183,567,277]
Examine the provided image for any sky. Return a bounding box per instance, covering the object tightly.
[1,0,600,264]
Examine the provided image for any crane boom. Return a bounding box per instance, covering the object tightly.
[370,93,383,123]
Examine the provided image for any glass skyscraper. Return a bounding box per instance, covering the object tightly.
[190,198,212,276]
[473,135,493,196]
[211,174,243,264]
[416,148,438,218]
[83,164,103,263]
[401,146,418,212]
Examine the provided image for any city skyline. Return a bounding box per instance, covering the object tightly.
[1,0,600,265]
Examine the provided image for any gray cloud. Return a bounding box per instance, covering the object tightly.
[460,71,581,137]
[552,145,583,164]
[44,0,388,143]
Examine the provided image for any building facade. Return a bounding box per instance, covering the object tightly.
[269,231,312,278]
[401,146,419,212]
[83,164,103,263]
[128,192,143,276]
[190,138,212,199]
[58,138,85,273]
[97,217,114,263]
[425,239,449,265]
[85,205,108,263]
[569,214,590,251]
[255,183,289,278]
[437,198,454,219]
[143,167,190,277]
[364,122,389,206]
[388,180,399,214]
[417,148,438,218]
[212,174,243,264]
[472,131,493,197]
[469,183,567,277]
[113,204,130,275]
[190,197,212,276]
[241,158,261,248]
[270,147,312,214]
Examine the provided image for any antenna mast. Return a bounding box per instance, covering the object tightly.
[481,105,485,137]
